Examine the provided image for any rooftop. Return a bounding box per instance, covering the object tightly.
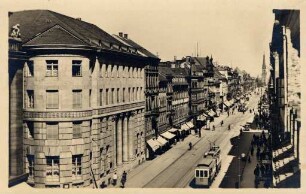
[9,10,159,59]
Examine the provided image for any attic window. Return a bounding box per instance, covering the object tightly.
[121,46,128,52]
[113,44,119,50]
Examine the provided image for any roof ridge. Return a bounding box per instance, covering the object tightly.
[47,10,93,46]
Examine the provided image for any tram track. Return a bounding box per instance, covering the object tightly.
[143,115,242,188]
[142,95,260,188]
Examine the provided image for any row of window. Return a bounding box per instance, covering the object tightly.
[25,87,143,109]
[25,90,81,109]
[159,96,167,108]
[173,77,187,83]
[99,87,143,106]
[146,96,158,111]
[146,75,159,88]
[100,64,143,78]
[173,91,188,100]
[25,60,143,78]
[27,155,82,181]
[26,122,84,139]
[159,112,168,124]
[173,104,189,120]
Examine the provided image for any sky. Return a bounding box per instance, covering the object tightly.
[4,0,303,77]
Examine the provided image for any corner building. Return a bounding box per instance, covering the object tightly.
[9,10,159,188]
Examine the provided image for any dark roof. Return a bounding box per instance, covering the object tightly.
[171,67,189,77]
[158,65,173,82]
[197,158,214,167]
[213,67,226,80]
[9,10,159,59]
[114,35,158,59]
[193,57,209,67]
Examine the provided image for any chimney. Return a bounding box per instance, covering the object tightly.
[174,56,177,61]
[124,34,128,39]
[76,18,82,21]
[119,32,123,37]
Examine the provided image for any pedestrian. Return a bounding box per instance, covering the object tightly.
[221,120,224,126]
[213,125,215,131]
[248,155,251,163]
[121,171,127,188]
[256,148,260,160]
[254,164,260,177]
[264,178,270,188]
[254,178,259,188]
[112,172,118,186]
[260,164,266,176]
[251,146,254,156]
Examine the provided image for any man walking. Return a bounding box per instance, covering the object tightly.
[121,171,127,188]
[112,172,118,186]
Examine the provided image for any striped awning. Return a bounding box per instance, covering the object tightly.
[168,128,179,133]
[156,136,168,146]
[180,124,190,131]
[186,121,194,128]
[223,101,231,107]
[197,114,206,121]
[208,110,216,117]
[161,131,176,140]
[147,139,160,152]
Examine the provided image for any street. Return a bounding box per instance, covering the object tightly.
[124,92,261,188]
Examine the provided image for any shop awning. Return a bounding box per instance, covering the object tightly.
[161,131,176,140]
[156,136,168,146]
[147,139,160,152]
[168,128,179,133]
[186,121,194,128]
[208,110,216,117]
[223,101,231,107]
[197,114,206,121]
[180,124,190,131]
[234,96,240,101]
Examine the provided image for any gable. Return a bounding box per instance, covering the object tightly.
[24,25,89,46]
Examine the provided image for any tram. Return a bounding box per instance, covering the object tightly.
[194,146,221,187]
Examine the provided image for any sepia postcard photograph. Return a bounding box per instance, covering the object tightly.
[1,0,305,193]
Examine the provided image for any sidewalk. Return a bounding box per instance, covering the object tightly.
[219,132,261,188]
[122,112,229,188]
[123,133,201,188]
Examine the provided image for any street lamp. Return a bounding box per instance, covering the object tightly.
[237,135,241,188]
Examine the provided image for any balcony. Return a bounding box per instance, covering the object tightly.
[151,108,160,116]
[145,108,160,117]
[191,87,203,92]
[191,98,205,104]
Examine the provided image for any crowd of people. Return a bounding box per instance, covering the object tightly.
[251,131,272,188]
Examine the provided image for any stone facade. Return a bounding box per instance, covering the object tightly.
[269,9,300,187]
[9,10,159,188]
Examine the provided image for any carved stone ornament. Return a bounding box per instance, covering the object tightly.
[10,24,21,39]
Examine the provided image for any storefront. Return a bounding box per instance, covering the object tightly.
[160,130,176,144]
[146,138,162,159]
[179,123,191,139]
[197,114,207,128]
[156,136,169,152]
